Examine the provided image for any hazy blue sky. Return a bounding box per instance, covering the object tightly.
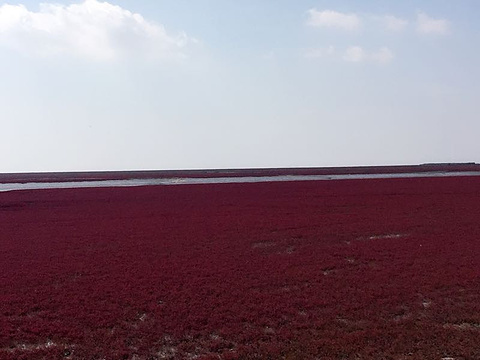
[1,0,479,172]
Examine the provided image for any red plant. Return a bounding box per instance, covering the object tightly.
[1,176,480,359]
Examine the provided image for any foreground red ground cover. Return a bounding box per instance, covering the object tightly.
[1,177,480,359]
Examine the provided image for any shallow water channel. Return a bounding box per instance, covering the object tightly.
[1,171,480,193]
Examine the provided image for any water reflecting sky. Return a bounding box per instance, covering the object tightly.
[1,172,480,193]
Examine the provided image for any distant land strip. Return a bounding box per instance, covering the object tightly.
[0,163,478,184]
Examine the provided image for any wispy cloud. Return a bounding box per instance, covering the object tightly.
[343,46,394,64]
[343,46,366,62]
[304,45,394,64]
[416,12,451,35]
[0,0,192,61]
[383,15,408,32]
[303,46,335,59]
[305,9,450,66]
[306,9,361,31]
[306,9,452,37]
[370,47,395,64]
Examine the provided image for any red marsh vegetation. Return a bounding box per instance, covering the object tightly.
[1,176,480,359]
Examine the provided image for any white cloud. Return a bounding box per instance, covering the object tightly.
[343,46,366,62]
[343,46,394,64]
[370,47,394,64]
[0,0,191,61]
[383,15,408,32]
[303,46,335,59]
[306,9,361,31]
[416,12,451,35]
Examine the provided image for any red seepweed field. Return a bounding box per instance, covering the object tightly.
[1,176,480,359]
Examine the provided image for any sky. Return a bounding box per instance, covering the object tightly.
[1,0,479,172]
